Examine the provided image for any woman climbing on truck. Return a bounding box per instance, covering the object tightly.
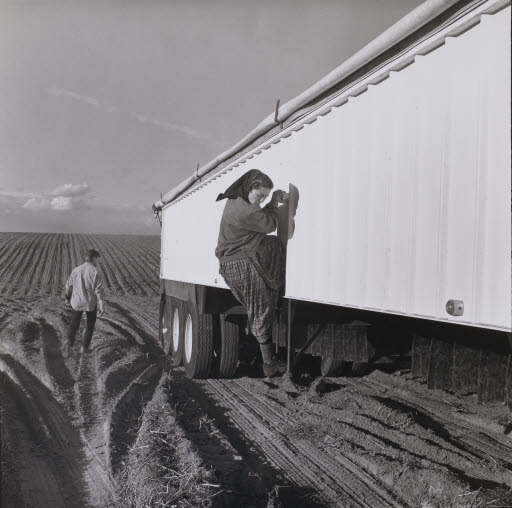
[215,169,287,377]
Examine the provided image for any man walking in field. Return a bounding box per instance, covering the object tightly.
[63,249,105,358]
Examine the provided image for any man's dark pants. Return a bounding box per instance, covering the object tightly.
[68,307,97,349]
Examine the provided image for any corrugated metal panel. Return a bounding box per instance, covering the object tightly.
[162,2,511,332]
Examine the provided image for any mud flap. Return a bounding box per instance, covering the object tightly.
[308,323,373,362]
[452,343,480,394]
[414,335,511,403]
[411,335,431,378]
[427,338,453,391]
[477,350,509,403]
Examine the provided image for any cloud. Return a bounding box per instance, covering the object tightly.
[132,114,202,139]
[22,197,51,211]
[50,196,74,211]
[0,185,159,234]
[4,182,91,212]
[0,189,37,199]
[22,196,75,211]
[49,86,209,142]
[51,183,89,197]
[49,87,117,113]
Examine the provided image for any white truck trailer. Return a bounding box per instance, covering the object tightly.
[153,0,511,404]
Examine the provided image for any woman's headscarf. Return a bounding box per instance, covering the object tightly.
[216,169,273,202]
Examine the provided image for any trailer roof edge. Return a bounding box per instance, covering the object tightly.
[152,0,484,210]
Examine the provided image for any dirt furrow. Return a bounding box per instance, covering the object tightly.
[121,236,160,283]
[16,233,50,296]
[0,353,99,507]
[202,380,406,507]
[269,384,511,494]
[20,233,54,296]
[106,301,161,357]
[99,353,150,401]
[96,234,137,295]
[37,318,75,403]
[105,237,151,295]
[19,319,41,357]
[59,233,72,297]
[0,233,43,293]
[164,369,321,508]
[87,235,126,295]
[42,233,61,296]
[0,232,20,265]
[356,374,512,472]
[232,378,416,506]
[114,298,159,335]
[106,364,162,473]
[83,235,120,295]
[99,315,156,359]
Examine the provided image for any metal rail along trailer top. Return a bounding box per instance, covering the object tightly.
[153,0,511,405]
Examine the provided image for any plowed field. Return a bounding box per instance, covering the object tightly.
[1,233,511,508]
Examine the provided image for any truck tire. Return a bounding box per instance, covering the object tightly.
[159,297,172,353]
[321,356,347,377]
[214,315,239,379]
[183,301,214,379]
[169,298,184,365]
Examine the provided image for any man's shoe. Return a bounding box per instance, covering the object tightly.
[262,358,287,378]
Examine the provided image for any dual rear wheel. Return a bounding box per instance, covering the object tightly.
[159,297,239,379]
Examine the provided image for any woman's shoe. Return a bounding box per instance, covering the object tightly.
[263,358,287,377]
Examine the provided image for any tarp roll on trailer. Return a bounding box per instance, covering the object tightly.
[153,0,499,210]
[159,0,511,333]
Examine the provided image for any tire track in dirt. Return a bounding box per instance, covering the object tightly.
[260,379,512,494]
[128,301,408,506]
[0,371,78,508]
[108,299,159,342]
[0,353,106,507]
[20,320,41,356]
[106,364,162,473]
[163,368,324,508]
[361,375,512,469]
[203,378,409,508]
[99,354,150,401]
[38,318,76,409]
[100,315,157,360]
[106,301,162,358]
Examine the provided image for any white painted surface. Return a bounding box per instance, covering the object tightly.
[161,2,511,332]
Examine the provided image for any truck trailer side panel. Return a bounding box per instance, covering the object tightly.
[161,2,511,332]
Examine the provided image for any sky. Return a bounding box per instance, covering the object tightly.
[0,0,423,235]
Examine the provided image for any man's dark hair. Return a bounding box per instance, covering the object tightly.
[85,249,101,262]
